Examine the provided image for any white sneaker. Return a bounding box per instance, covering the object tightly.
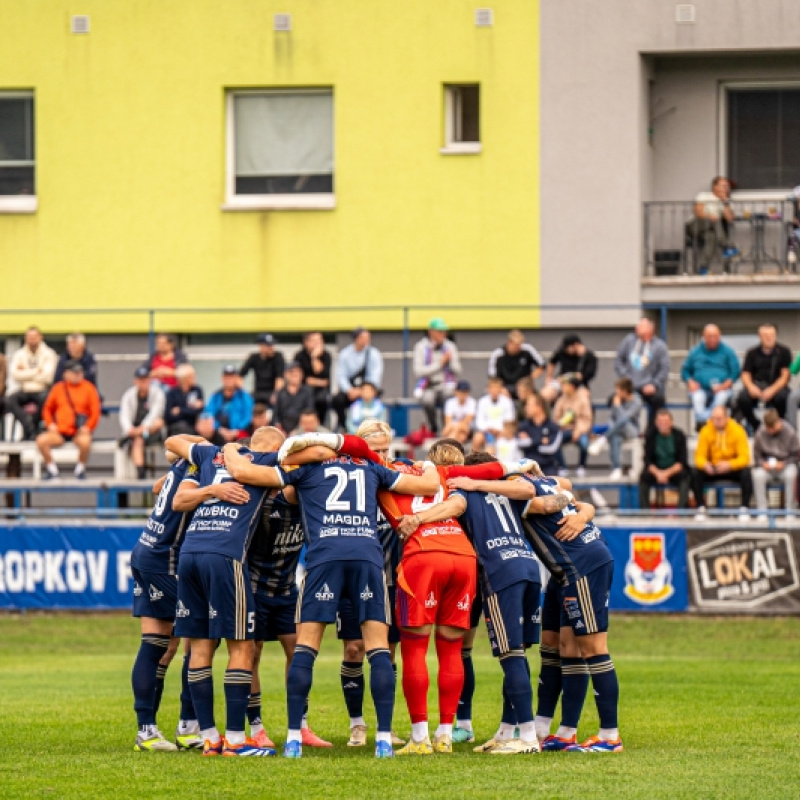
[588,437,608,456]
[694,506,708,521]
[576,466,587,478]
[488,737,540,755]
[609,468,623,481]
[737,507,751,522]
[755,513,769,524]
[558,468,570,477]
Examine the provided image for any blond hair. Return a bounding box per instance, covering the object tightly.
[427,440,465,466]
[356,418,392,441]
[251,425,285,451]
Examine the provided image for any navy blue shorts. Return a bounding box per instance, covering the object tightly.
[337,585,400,644]
[298,561,389,627]
[174,552,255,641]
[541,575,561,633]
[470,584,483,630]
[254,591,297,642]
[131,567,178,621]
[483,579,542,657]
[559,562,614,636]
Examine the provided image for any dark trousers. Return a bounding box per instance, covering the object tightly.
[636,389,665,427]
[5,390,47,439]
[735,386,789,432]
[691,467,753,508]
[331,392,353,431]
[311,389,329,429]
[167,420,196,437]
[639,467,690,509]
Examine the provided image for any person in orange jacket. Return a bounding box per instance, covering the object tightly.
[36,360,102,479]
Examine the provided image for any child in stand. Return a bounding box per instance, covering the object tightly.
[346,382,387,434]
[494,419,523,462]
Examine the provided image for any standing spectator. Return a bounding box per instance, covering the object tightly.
[164,364,205,436]
[541,334,598,404]
[272,362,315,435]
[487,329,544,397]
[472,376,516,452]
[785,350,800,428]
[412,318,461,432]
[517,393,562,476]
[196,364,254,445]
[681,324,740,429]
[638,409,690,510]
[588,377,642,480]
[239,333,285,406]
[346,381,387,434]
[6,326,57,439]
[735,324,792,432]
[332,328,384,431]
[143,334,188,390]
[689,176,740,274]
[442,380,476,444]
[294,331,332,425]
[752,410,799,521]
[53,333,98,386]
[119,367,166,479]
[553,375,593,477]
[614,317,670,423]
[36,361,101,479]
[692,406,752,521]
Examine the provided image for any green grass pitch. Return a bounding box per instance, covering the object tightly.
[1,613,799,799]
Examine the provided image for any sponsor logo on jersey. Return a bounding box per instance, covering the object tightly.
[315,584,335,602]
[208,604,218,619]
[563,597,581,620]
[319,527,339,538]
[360,584,374,601]
[133,582,143,597]
[176,600,190,617]
[425,591,437,608]
[456,593,471,611]
[212,452,225,466]
[624,533,675,605]
[149,584,164,602]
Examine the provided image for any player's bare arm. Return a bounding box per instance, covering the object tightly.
[391,464,440,496]
[396,494,468,540]
[446,475,571,513]
[221,443,285,488]
[555,502,596,542]
[172,479,250,512]
[282,445,338,465]
[152,473,168,494]
[164,434,208,461]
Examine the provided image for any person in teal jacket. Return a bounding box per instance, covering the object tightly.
[784,351,800,428]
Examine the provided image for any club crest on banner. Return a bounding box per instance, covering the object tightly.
[624,533,674,604]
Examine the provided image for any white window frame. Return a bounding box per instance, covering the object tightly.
[718,80,800,200]
[0,90,37,214]
[223,88,335,212]
[441,84,481,155]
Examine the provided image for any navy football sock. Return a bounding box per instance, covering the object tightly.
[132,634,170,728]
[560,657,589,729]
[247,692,262,726]
[366,648,395,734]
[224,669,252,734]
[340,660,365,719]
[287,646,317,731]
[153,663,168,716]
[457,647,475,722]
[536,645,562,718]
[500,651,533,725]
[501,677,517,725]
[180,653,195,721]
[586,654,619,730]
[188,665,215,732]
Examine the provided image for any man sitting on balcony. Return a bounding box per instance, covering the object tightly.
[689,176,740,274]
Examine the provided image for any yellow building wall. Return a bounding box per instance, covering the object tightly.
[0,0,539,333]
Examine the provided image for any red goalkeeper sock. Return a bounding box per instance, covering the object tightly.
[400,632,430,723]
[435,633,465,725]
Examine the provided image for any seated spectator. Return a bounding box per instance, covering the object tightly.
[119,366,166,479]
[292,407,333,436]
[553,374,593,477]
[346,381,387,435]
[196,364,254,446]
[294,331,332,425]
[238,403,270,440]
[752,409,799,521]
[638,409,690,510]
[144,333,188,390]
[681,324,740,430]
[692,405,752,521]
[413,318,461,433]
[165,364,205,436]
[54,333,98,386]
[442,380,476,444]
[541,334,597,404]
[614,317,669,424]
[514,376,535,422]
[36,361,101,480]
[517,393,562,476]
[735,324,792,433]
[588,377,642,480]
[472,376,516,452]
[6,326,57,440]
[239,333,285,406]
[488,329,544,398]
[689,176,740,274]
[332,327,384,431]
[495,419,523,462]
[0,351,6,421]
[786,349,800,428]
[272,362,315,435]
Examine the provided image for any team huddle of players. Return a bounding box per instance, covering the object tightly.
[129,418,622,758]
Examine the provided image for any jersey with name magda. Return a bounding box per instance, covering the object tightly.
[180,444,278,563]
[521,476,613,584]
[131,458,193,576]
[279,455,401,571]
[248,490,304,598]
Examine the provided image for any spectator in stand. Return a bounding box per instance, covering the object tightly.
[144,334,188,390]
[638,408,690,510]
[752,409,799,521]
[681,324,740,430]
[6,326,58,440]
[553,374,593,477]
[514,376,534,422]
[164,364,205,436]
[488,329,545,398]
[785,351,800,428]
[54,333,98,387]
[588,377,643,480]
[36,361,101,480]
[239,333,285,406]
[196,364,254,446]
[495,419,523,462]
[412,318,461,433]
[272,361,315,435]
[442,380,476,445]
[735,324,792,433]
[238,403,270,440]
[517,392,562,476]
[0,351,6,420]
[689,176,740,274]
[332,327,384,432]
[614,317,670,424]
[119,366,166,479]
[472,376,516,452]
[692,405,752,521]
[346,381,387,435]
[292,408,332,436]
[294,331,332,425]
[541,334,598,404]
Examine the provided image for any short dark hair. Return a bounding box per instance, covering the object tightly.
[711,176,728,189]
[656,408,673,419]
[253,403,268,417]
[300,408,318,418]
[615,377,634,394]
[465,450,497,465]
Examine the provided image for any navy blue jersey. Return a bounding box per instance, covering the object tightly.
[279,455,401,571]
[131,459,194,576]
[180,444,278,563]
[377,508,401,587]
[521,476,613,585]
[248,491,304,598]
[452,484,541,595]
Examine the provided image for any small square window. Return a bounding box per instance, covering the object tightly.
[442,84,481,154]
[0,92,36,211]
